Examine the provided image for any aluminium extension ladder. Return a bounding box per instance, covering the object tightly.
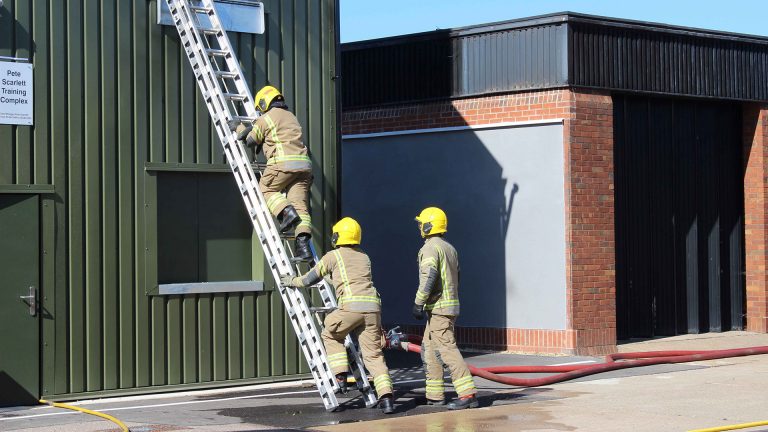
[164,0,378,411]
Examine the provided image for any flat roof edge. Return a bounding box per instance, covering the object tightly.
[342,12,768,50]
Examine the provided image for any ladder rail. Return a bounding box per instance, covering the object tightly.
[167,0,379,410]
[167,0,340,410]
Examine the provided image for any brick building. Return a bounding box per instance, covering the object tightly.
[339,13,768,355]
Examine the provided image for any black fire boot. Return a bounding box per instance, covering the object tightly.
[379,394,395,414]
[276,205,300,233]
[446,394,479,410]
[294,233,313,262]
[426,398,446,406]
[335,373,348,394]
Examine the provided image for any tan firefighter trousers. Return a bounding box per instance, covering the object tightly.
[423,313,477,400]
[322,309,393,397]
[260,167,313,235]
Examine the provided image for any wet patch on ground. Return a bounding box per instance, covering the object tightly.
[0,350,706,431]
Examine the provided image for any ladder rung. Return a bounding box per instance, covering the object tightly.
[205,48,229,57]
[215,70,238,79]
[310,306,337,314]
[232,115,258,123]
[223,93,247,101]
[189,5,213,13]
[202,28,222,35]
[290,256,313,264]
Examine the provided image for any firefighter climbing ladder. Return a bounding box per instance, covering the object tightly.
[164,0,378,411]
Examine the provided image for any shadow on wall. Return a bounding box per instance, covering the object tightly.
[342,124,512,328]
[0,371,37,407]
[0,5,36,59]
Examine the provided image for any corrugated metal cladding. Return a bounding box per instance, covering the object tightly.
[569,21,768,101]
[341,13,768,108]
[341,24,568,109]
[0,0,340,398]
[614,95,744,339]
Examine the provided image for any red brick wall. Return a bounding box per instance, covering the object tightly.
[564,90,616,355]
[744,104,768,333]
[342,90,572,135]
[344,88,617,354]
[398,324,576,354]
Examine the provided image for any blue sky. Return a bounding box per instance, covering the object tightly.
[340,0,768,43]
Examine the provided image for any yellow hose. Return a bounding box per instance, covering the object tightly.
[688,420,768,432]
[39,399,129,432]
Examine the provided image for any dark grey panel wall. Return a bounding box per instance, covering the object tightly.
[456,25,568,96]
[0,0,339,399]
[342,123,567,329]
[341,24,568,108]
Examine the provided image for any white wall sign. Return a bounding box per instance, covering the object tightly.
[158,1,265,35]
[0,61,33,126]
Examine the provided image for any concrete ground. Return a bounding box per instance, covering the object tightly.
[1,331,767,432]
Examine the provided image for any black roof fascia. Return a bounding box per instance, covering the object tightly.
[342,12,768,51]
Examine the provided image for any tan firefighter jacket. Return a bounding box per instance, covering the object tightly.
[414,236,460,316]
[311,246,382,312]
[239,107,311,172]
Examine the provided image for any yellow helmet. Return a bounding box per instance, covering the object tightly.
[415,207,447,238]
[332,217,362,247]
[254,85,283,113]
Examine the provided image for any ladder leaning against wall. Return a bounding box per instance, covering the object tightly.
[163,0,378,411]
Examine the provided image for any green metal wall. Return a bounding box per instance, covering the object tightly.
[0,0,340,398]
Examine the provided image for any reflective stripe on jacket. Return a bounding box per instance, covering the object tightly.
[414,236,460,316]
[247,108,311,172]
[311,246,381,312]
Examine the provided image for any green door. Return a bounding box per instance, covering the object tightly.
[0,194,39,406]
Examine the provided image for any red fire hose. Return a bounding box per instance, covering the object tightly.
[394,337,768,387]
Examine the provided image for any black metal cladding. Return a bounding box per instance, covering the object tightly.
[341,23,568,108]
[342,33,454,108]
[614,95,745,339]
[570,22,768,102]
[341,13,768,108]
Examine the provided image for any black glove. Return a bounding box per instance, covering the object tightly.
[412,304,424,320]
[227,119,241,132]
[237,124,253,140]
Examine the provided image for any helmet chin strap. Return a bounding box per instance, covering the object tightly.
[331,232,339,248]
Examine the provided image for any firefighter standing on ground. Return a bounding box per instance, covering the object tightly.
[412,207,479,410]
[229,85,313,261]
[281,217,395,414]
